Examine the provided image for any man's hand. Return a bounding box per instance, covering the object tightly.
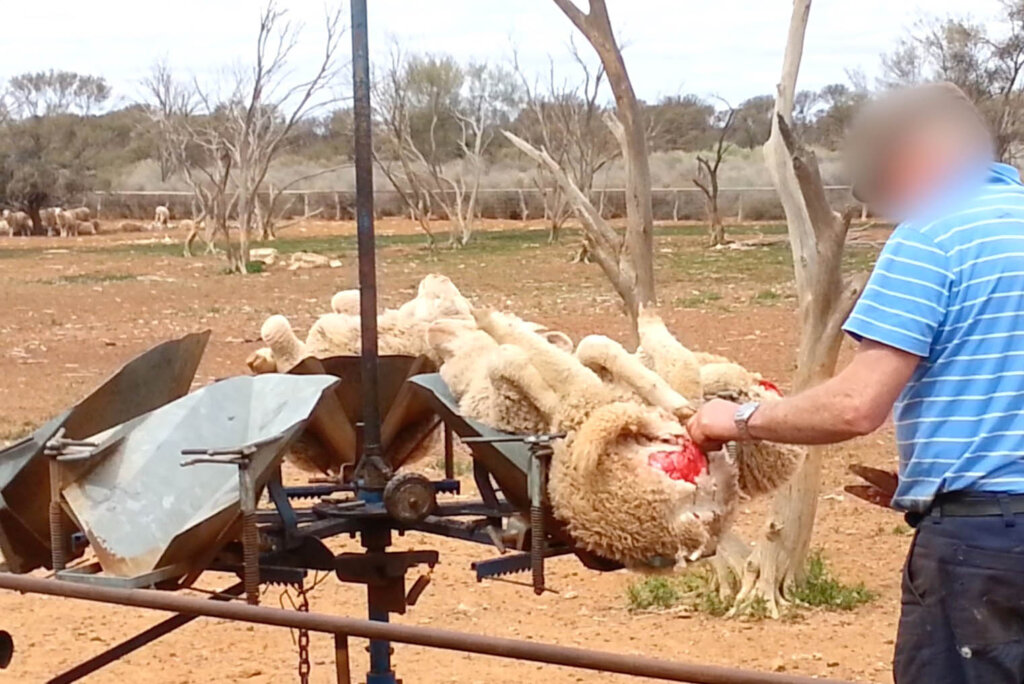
[686,398,741,452]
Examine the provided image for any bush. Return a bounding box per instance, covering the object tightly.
[791,549,876,610]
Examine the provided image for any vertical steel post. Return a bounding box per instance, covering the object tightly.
[351,0,382,468]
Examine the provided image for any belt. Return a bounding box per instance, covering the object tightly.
[931,492,1024,518]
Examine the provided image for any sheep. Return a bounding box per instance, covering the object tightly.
[69,206,90,222]
[57,210,77,237]
[245,347,277,375]
[116,220,147,233]
[635,307,702,405]
[330,289,361,316]
[259,315,309,372]
[76,219,98,236]
[470,308,739,570]
[427,318,557,435]
[40,207,60,236]
[2,210,31,236]
[0,220,10,237]
[548,401,740,570]
[574,334,694,420]
[154,205,170,229]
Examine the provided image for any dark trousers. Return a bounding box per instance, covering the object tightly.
[895,508,1024,683]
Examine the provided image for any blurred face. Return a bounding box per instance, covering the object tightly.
[874,120,982,220]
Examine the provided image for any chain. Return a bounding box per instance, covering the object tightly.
[295,581,311,684]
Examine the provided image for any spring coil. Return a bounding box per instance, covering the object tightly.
[242,510,260,606]
[49,501,65,571]
[530,504,544,595]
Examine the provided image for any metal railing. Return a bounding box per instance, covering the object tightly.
[0,573,854,684]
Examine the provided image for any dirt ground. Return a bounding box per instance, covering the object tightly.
[0,219,904,683]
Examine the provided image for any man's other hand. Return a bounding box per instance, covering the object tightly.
[686,398,741,452]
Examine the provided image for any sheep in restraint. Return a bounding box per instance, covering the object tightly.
[470,309,744,570]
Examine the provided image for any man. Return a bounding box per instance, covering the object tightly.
[687,82,1024,683]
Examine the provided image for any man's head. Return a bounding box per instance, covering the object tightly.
[846,82,993,219]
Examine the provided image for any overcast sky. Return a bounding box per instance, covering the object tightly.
[1,1,1007,108]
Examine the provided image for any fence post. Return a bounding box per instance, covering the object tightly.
[672,191,680,222]
[737,193,744,223]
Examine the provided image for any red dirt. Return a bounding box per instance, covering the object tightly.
[0,220,901,683]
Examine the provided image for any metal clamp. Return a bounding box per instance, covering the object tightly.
[180,444,263,605]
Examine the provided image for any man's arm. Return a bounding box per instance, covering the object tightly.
[686,340,920,451]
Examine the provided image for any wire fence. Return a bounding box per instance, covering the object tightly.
[85,186,865,223]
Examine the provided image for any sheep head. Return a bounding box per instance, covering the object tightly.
[330,289,361,315]
[260,315,308,372]
[549,401,739,571]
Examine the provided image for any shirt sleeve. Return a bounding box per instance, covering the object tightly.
[843,227,952,357]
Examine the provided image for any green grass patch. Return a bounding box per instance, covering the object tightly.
[46,272,137,285]
[245,260,265,274]
[752,289,782,303]
[674,291,722,308]
[626,576,682,611]
[625,566,729,617]
[791,549,877,611]
[892,523,913,537]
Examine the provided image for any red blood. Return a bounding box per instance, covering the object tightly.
[648,439,707,483]
[758,378,783,396]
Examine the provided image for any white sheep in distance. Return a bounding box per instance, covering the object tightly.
[154,205,170,229]
[2,210,31,236]
[0,220,10,237]
[40,207,60,236]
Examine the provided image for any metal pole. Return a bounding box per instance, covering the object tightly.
[0,574,848,684]
[350,0,382,469]
[335,633,352,684]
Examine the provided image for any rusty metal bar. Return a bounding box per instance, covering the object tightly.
[0,574,849,684]
[47,582,244,684]
[334,632,351,684]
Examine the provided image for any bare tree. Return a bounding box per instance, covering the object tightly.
[375,50,513,248]
[882,2,1024,162]
[142,59,197,182]
[725,0,867,618]
[505,0,655,337]
[692,99,736,246]
[512,42,618,243]
[217,3,345,272]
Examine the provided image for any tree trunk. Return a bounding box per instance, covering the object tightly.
[708,207,725,247]
[730,0,867,617]
[552,0,656,319]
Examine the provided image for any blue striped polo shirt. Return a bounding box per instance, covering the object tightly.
[843,162,1024,511]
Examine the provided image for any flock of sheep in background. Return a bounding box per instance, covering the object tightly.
[0,206,97,237]
[247,275,805,571]
[0,204,196,238]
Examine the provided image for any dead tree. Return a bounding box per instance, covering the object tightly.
[504,0,654,337]
[255,165,348,240]
[513,42,618,244]
[692,100,736,246]
[219,3,344,272]
[727,0,867,618]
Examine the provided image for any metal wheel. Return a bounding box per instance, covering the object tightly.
[383,473,436,523]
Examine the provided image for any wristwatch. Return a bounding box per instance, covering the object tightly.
[734,401,761,441]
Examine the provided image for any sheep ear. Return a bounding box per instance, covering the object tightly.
[543,331,574,353]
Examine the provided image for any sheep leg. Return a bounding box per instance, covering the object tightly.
[475,309,605,400]
[636,307,702,404]
[576,335,694,419]
[486,346,561,427]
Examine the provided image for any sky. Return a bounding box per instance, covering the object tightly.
[0,0,1008,109]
